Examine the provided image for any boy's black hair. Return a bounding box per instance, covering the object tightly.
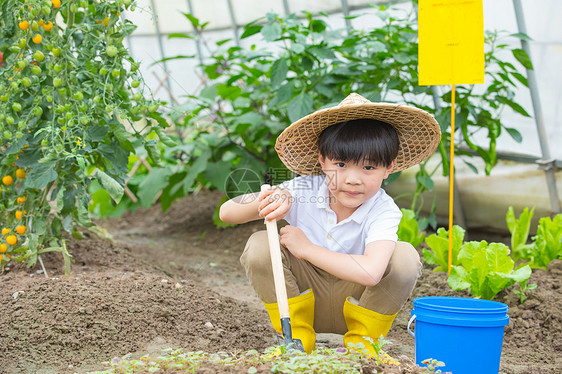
[318,118,399,167]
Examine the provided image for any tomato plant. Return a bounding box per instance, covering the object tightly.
[0,0,166,272]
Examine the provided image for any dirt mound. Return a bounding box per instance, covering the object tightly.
[0,226,272,374]
[0,190,560,373]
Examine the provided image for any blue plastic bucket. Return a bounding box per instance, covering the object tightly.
[408,297,509,374]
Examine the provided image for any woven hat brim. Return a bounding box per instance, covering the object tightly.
[275,102,441,175]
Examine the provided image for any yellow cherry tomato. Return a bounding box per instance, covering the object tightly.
[15,211,23,220]
[52,0,61,9]
[32,34,42,44]
[2,228,12,236]
[19,20,29,30]
[43,21,53,31]
[6,235,17,246]
[0,244,7,253]
[15,169,26,179]
[2,175,13,186]
[16,225,26,235]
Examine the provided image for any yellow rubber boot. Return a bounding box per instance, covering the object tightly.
[263,289,316,353]
[343,297,399,364]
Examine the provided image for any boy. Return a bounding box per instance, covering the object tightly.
[220,93,441,354]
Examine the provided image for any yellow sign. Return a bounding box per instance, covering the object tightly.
[418,0,485,85]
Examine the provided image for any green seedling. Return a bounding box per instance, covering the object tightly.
[513,279,537,304]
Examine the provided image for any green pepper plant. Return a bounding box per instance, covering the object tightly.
[0,0,165,272]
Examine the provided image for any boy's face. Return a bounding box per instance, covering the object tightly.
[319,155,395,216]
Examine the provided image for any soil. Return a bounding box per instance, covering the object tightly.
[0,190,560,374]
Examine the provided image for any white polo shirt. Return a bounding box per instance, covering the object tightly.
[280,175,402,256]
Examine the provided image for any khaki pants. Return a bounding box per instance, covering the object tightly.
[240,230,422,335]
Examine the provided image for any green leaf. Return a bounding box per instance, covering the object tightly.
[204,161,233,193]
[95,169,124,204]
[397,209,425,248]
[512,48,534,70]
[26,163,58,189]
[531,214,562,268]
[56,186,65,211]
[183,149,211,194]
[394,52,411,64]
[511,72,528,87]
[422,247,440,268]
[269,81,294,107]
[200,84,219,100]
[510,32,532,41]
[462,159,479,174]
[261,22,282,41]
[182,13,200,28]
[497,96,531,117]
[469,249,491,297]
[368,41,386,53]
[457,241,486,270]
[423,226,465,271]
[109,122,134,152]
[151,55,196,65]
[447,266,470,290]
[309,19,327,33]
[309,46,336,60]
[15,148,42,168]
[241,24,262,39]
[287,92,313,123]
[160,171,188,212]
[217,84,242,100]
[506,206,534,261]
[510,264,532,283]
[271,58,289,88]
[87,125,109,142]
[486,242,513,273]
[168,33,193,39]
[416,174,434,190]
[156,129,178,147]
[505,127,523,143]
[137,167,172,208]
[144,142,163,167]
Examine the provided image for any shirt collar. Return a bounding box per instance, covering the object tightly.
[349,189,382,223]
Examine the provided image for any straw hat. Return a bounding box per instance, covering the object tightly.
[275,93,441,175]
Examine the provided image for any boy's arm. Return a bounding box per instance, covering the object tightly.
[219,187,292,224]
[279,225,394,286]
[305,241,395,286]
[219,192,262,224]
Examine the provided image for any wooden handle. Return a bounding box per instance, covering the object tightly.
[261,184,290,319]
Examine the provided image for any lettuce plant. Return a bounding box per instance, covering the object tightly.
[506,207,561,269]
[422,225,465,272]
[397,208,425,248]
[527,214,562,269]
[447,241,532,300]
[506,206,535,262]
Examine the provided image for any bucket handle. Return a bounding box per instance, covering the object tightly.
[407,314,416,337]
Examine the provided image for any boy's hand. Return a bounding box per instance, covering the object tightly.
[258,186,292,221]
[279,225,312,259]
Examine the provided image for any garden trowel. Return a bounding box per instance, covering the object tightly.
[261,184,304,352]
